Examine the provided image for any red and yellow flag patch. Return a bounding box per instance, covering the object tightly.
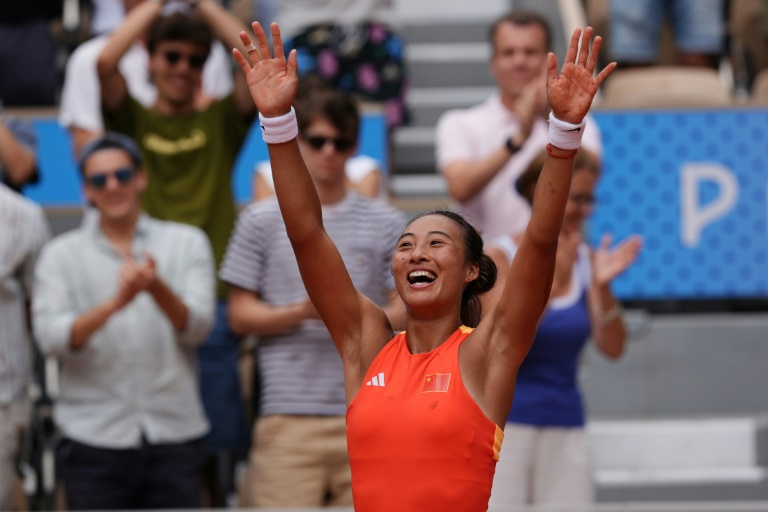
[422,373,451,393]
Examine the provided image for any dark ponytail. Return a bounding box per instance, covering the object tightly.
[409,210,498,327]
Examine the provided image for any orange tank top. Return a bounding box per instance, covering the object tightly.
[346,326,504,512]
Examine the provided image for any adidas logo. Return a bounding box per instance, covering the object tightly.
[365,372,386,387]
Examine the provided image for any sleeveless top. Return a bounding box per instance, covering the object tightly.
[492,234,593,427]
[346,326,504,512]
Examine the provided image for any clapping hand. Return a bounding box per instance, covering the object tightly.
[114,254,158,309]
[546,27,615,125]
[593,234,643,287]
[233,22,299,118]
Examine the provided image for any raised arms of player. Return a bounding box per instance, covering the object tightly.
[463,28,616,426]
[233,23,394,391]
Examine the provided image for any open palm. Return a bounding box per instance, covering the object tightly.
[546,27,616,125]
[233,22,299,118]
[593,234,643,287]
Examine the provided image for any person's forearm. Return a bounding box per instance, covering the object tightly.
[148,278,189,332]
[97,0,161,76]
[592,284,626,359]
[70,299,120,350]
[270,140,325,244]
[195,0,254,115]
[196,0,249,56]
[443,144,514,203]
[0,120,36,186]
[525,149,574,245]
[229,299,310,336]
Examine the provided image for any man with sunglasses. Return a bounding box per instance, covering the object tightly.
[220,90,406,507]
[59,0,234,157]
[97,1,257,500]
[32,133,216,510]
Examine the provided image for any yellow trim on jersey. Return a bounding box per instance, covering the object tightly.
[492,425,504,461]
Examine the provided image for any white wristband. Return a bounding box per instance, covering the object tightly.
[259,107,299,144]
[548,112,586,150]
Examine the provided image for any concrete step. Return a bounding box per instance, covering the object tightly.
[394,0,509,24]
[408,58,495,89]
[400,21,495,45]
[589,416,768,501]
[392,126,436,175]
[407,87,494,126]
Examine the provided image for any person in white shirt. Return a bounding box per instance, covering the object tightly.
[436,11,603,240]
[32,133,215,510]
[0,184,49,511]
[59,0,233,157]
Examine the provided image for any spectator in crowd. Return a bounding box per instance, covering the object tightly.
[436,11,602,240]
[0,2,60,106]
[0,113,38,192]
[32,133,215,510]
[0,184,50,511]
[220,89,406,507]
[97,1,256,502]
[609,0,725,68]
[276,0,408,128]
[485,149,642,506]
[253,74,387,201]
[60,0,233,157]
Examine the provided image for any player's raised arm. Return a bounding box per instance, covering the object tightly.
[232,22,393,375]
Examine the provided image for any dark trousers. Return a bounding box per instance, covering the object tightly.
[58,437,207,510]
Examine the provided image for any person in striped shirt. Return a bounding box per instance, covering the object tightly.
[220,89,406,507]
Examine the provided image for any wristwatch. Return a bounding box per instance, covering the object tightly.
[505,136,522,154]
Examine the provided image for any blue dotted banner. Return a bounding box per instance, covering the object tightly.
[591,109,768,300]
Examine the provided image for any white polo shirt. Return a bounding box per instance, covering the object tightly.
[436,94,602,239]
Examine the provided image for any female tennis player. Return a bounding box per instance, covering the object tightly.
[233,21,615,512]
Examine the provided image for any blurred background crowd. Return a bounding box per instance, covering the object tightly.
[2,0,768,510]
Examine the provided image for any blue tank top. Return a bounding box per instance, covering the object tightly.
[491,235,593,427]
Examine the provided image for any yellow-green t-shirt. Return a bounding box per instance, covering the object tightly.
[105,95,252,296]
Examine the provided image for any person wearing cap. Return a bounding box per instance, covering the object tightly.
[32,133,216,510]
[97,2,257,494]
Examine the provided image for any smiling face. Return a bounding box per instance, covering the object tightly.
[392,214,480,319]
[298,116,356,186]
[149,40,207,108]
[83,148,147,224]
[490,22,548,102]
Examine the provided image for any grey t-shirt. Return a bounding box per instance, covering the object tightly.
[220,192,406,416]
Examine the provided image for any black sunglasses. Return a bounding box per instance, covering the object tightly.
[85,167,137,189]
[305,135,355,152]
[163,51,207,70]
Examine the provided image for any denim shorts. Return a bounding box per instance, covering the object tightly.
[609,0,724,62]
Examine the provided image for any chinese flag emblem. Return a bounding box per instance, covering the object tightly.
[422,373,451,393]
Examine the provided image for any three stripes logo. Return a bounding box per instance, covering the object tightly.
[366,372,386,387]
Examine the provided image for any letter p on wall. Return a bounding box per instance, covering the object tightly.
[681,163,738,248]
